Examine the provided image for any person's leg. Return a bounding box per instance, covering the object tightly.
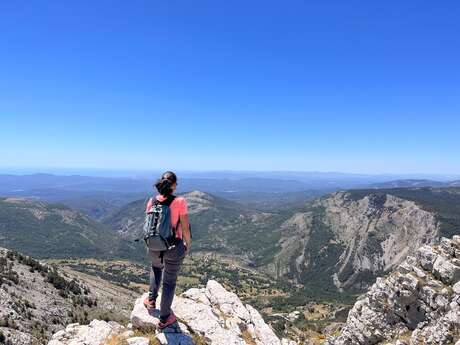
[149,265,163,300]
[159,242,186,321]
[147,250,164,304]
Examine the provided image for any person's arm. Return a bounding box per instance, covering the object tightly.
[180,213,191,253]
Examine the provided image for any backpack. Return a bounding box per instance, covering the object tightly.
[143,195,178,251]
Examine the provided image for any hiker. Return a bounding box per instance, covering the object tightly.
[143,171,191,329]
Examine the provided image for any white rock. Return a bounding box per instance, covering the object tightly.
[51,330,66,340]
[326,238,460,345]
[417,245,437,271]
[122,330,135,338]
[205,280,251,322]
[130,293,160,330]
[47,320,123,345]
[246,304,281,345]
[453,281,460,294]
[156,333,168,345]
[172,293,245,345]
[433,256,460,284]
[53,280,285,345]
[127,337,150,345]
[413,266,426,279]
[182,287,211,305]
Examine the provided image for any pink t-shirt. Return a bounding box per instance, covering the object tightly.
[146,195,188,239]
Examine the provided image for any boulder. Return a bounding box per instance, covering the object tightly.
[417,245,437,271]
[433,256,460,284]
[47,320,124,345]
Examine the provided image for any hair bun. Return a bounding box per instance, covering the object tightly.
[155,178,173,196]
[154,171,177,196]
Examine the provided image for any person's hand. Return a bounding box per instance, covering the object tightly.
[185,242,191,255]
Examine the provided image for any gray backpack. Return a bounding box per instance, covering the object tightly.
[143,195,178,251]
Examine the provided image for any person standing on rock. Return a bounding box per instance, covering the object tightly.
[143,171,192,329]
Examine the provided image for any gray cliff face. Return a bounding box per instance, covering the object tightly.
[326,236,460,345]
[273,192,440,291]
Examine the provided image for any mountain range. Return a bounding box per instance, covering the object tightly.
[101,187,460,298]
[371,179,460,188]
[1,178,460,301]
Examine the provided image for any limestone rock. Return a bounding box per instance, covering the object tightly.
[130,295,160,330]
[129,280,297,345]
[205,279,251,322]
[47,320,124,345]
[127,337,150,345]
[326,237,460,345]
[417,245,438,271]
[433,255,460,284]
[246,304,281,345]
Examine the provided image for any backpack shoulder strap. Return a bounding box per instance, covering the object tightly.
[145,197,154,213]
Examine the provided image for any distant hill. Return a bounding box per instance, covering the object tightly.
[102,190,290,266]
[370,179,460,189]
[0,197,143,260]
[370,179,448,188]
[215,189,329,211]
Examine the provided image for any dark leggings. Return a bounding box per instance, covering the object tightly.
[148,241,186,320]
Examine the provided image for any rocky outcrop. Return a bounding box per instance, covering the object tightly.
[48,280,296,345]
[131,280,295,345]
[0,247,140,345]
[274,192,439,291]
[47,320,125,345]
[326,236,460,345]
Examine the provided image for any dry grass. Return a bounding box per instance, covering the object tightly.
[191,332,210,345]
[241,329,257,345]
[104,330,160,345]
[132,330,161,344]
[105,334,129,345]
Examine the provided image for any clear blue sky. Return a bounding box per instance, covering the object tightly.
[1,1,459,174]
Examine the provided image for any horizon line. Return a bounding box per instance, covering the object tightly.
[1,166,460,179]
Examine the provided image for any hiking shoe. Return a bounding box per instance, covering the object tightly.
[143,297,156,309]
[158,313,177,329]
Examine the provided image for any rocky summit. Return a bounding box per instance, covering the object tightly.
[326,236,460,345]
[48,280,297,345]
